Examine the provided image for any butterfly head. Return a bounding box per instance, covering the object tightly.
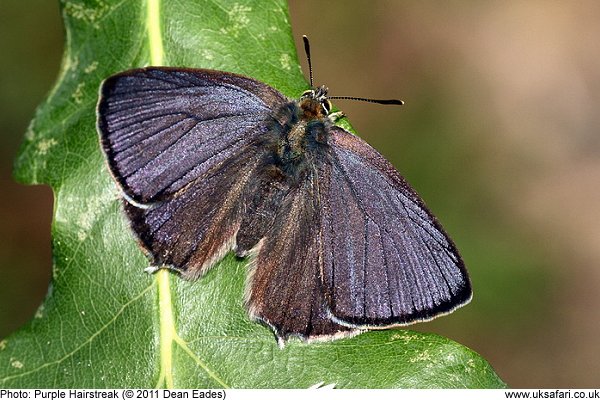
[299,85,332,120]
[298,36,403,123]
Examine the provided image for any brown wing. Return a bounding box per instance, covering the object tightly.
[244,165,357,343]
[125,149,262,278]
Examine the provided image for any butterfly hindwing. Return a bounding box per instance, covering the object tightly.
[245,166,357,342]
[125,148,264,278]
[320,127,471,328]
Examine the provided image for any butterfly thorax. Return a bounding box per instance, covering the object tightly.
[266,88,331,185]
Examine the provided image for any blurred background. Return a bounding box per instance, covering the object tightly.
[1,0,599,388]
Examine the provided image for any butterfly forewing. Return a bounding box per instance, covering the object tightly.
[97,68,287,204]
[321,127,471,327]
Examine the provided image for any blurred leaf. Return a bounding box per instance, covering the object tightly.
[1,0,505,388]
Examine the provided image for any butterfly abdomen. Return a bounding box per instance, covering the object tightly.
[235,163,292,257]
[234,98,329,257]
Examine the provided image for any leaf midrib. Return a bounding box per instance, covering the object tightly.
[145,0,229,389]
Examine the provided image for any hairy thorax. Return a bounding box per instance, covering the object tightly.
[270,97,330,177]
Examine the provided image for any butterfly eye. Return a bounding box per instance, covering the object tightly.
[301,90,314,98]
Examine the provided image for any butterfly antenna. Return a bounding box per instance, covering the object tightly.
[303,36,401,105]
[303,35,314,87]
[328,96,404,105]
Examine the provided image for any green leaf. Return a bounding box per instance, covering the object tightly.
[2,0,506,388]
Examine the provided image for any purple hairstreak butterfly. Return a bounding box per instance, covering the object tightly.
[96,36,471,344]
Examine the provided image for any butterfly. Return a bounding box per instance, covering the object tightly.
[96,36,471,344]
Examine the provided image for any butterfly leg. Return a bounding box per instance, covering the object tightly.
[328,111,345,123]
[143,265,179,275]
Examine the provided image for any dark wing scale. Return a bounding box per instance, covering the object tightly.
[245,168,356,342]
[321,127,471,327]
[125,148,263,278]
[98,67,289,277]
[234,163,290,257]
[97,67,287,204]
